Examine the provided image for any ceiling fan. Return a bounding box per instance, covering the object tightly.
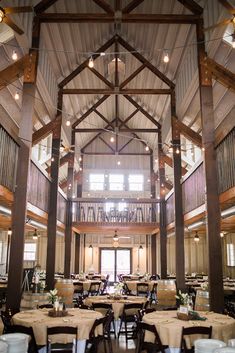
[204,1,235,32]
[0,4,33,35]
[107,230,130,242]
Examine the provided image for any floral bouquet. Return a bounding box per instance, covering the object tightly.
[175,290,189,305]
[48,289,59,304]
[114,282,124,294]
[201,281,209,291]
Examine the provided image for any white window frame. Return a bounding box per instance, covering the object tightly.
[109,174,124,191]
[24,243,37,261]
[227,243,235,267]
[129,174,144,191]
[89,173,105,191]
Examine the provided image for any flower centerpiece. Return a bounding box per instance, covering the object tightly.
[39,281,46,292]
[48,289,59,305]
[113,282,124,299]
[143,272,150,281]
[201,281,209,291]
[175,290,189,306]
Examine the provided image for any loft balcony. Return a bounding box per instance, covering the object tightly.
[72,198,160,234]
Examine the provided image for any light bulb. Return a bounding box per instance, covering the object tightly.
[14,91,20,100]
[220,232,224,238]
[79,157,82,161]
[7,228,12,236]
[117,160,121,165]
[79,167,82,171]
[163,52,169,63]
[232,41,235,49]
[100,52,105,56]
[168,147,173,153]
[176,148,180,154]
[88,56,94,68]
[12,50,18,61]
[194,232,199,242]
[66,120,71,126]
[110,136,115,143]
[0,8,5,23]
[145,145,149,151]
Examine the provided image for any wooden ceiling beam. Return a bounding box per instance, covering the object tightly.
[173,116,202,148]
[92,0,114,14]
[98,136,115,152]
[72,95,110,128]
[74,128,113,133]
[120,64,146,89]
[34,0,58,14]
[119,128,160,132]
[32,119,55,145]
[46,152,72,174]
[0,55,28,91]
[124,95,161,128]
[58,36,116,88]
[205,57,235,92]
[122,0,144,14]
[218,0,235,14]
[61,88,171,95]
[117,35,174,89]
[118,137,135,153]
[38,13,200,24]
[119,108,139,128]
[94,109,111,126]
[163,153,187,175]
[176,0,203,15]
[88,67,114,88]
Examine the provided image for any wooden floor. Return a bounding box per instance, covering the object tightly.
[112,336,136,353]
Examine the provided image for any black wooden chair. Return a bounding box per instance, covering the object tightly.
[136,321,168,353]
[149,283,158,305]
[118,302,144,343]
[137,283,150,297]
[86,316,106,353]
[0,308,19,333]
[46,326,78,353]
[8,324,39,353]
[180,326,212,353]
[38,304,53,309]
[92,303,116,337]
[88,281,101,296]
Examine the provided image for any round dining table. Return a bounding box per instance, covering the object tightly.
[143,310,235,353]
[13,308,102,353]
[73,279,103,292]
[84,295,147,320]
[124,280,158,293]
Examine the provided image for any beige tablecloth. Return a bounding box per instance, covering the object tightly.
[143,310,235,348]
[125,280,157,292]
[84,295,147,320]
[73,280,103,292]
[13,308,102,346]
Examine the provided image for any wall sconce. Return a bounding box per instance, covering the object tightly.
[7,228,12,236]
[33,229,38,240]
[194,231,199,242]
[138,245,143,268]
[89,244,93,264]
[220,232,224,238]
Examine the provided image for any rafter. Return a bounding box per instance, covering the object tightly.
[118,137,135,153]
[46,152,72,174]
[88,67,114,88]
[119,128,159,132]
[92,0,114,14]
[61,88,171,95]
[34,0,58,14]
[176,0,203,15]
[74,128,113,133]
[99,136,115,152]
[117,35,174,89]
[94,109,111,126]
[32,119,55,145]
[58,36,116,88]
[163,153,187,175]
[122,0,144,14]
[72,95,110,128]
[0,55,28,91]
[124,95,161,128]
[205,57,235,92]
[218,0,235,14]
[173,116,202,148]
[120,64,146,89]
[119,108,139,128]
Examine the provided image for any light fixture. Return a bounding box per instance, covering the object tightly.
[163,52,169,63]
[100,52,105,56]
[194,231,200,242]
[139,245,143,250]
[7,228,12,236]
[89,244,93,249]
[117,160,121,165]
[33,229,38,240]
[65,120,71,126]
[145,145,149,151]
[12,50,18,61]
[168,146,173,153]
[220,231,224,238]
[0,7,5,23]
[176,147,180,154]
[113,230,118,242]
[51,156,55,162]
[14,91,20,100]
[110,136,115,143]
[79,167,82,171]
[79,156,82,162]
[88,56,94,68]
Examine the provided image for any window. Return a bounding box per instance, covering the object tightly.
[129,174,143,191]
[227,243,235,266]
[105,202,114,212]
[118,202,127,211]
[24,243,37,261]
[89,173,104,191]
[109,174,124,191]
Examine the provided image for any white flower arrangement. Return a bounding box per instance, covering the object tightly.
[114,282,124,294]
[48,288,59,304]
[201,281,209,291]
[175,290,189,305]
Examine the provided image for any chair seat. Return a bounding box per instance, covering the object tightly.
[48,343,73,353]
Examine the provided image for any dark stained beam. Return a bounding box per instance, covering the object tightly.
[119,108,139,128]
[118,36,175,89]
[94,109,111,126]
[218,0,235,14]
[46,152,72,174]
[124,95,161,128]
[32,119,55,145]
[176,0,203,15]
[151,234,157,275]
[173,116,202,148]
[99,136,116,152]
[34,0,58,13]
[72,95,110,128]
[163,153,187,176]
[0,55,28,91]
[205,57,235,92]
[122,0,144,13]
[118,137,135,153]
[92,0,114,14]
[59,36,116,88]
[120,64,146,89]
[82,152,150,155]
[119,128,160,132]
[88,67,114,88]
[74,128,114,133]
[61,88,171,95]
[38,13,200,24]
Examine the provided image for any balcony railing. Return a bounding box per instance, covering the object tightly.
[73,198,160,224]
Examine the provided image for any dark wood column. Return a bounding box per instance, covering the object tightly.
[46,94,62,289]
[6,20,40,311]
[150,154,156,222]
[151,233,157,275]
[74,233,81,274]
[171,92,185,291]
[64,132,75,278]
[196,19,224,312]
[158,132,167,279]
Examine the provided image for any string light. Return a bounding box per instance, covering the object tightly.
[163,52,169,63]
[79,156,82,161]
[66,120,71,126]
[7,228,12,236]
[12,50,18,61]
[51,156,55,162]
[194,231,199,242]
[145,145,149,151]
[33,229,38,240]
[168,146,173,153]
[0,8,5,23]
[220,231,224,238]
[117,160,121,165]
[176,148,180,154]
[88,56,94,68]
[100,52,106,56]
[14,91,20,100]
[110,136,115,143]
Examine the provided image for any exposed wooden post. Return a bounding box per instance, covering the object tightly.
[150,154,156,223]
[196,19,224,312]
[64,131,75,278]
[158,132,167,279]
[151,233,157,275]
[171,92,185,291]
[74,233,81,274]
[46,92,62,290]
[6,18,41,310]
